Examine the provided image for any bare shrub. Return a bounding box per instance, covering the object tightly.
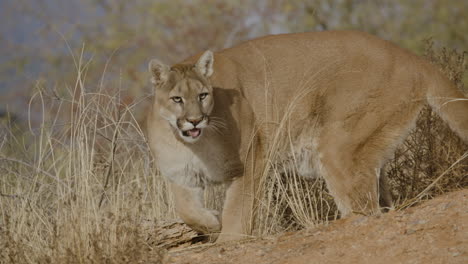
[387,42,468,209]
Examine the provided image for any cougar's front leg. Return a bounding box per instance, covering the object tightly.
[170,182,221,236]
[216,175,255,242]
[217,144,263,242]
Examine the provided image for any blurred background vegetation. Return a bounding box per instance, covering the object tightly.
[1,0,467,125]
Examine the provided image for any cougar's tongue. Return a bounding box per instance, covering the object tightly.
[187,128,200,138]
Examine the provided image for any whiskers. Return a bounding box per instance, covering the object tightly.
[208,116,228,135]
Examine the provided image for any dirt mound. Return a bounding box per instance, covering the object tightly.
[164,189,468,264]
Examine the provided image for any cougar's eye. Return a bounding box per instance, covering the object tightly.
[171,96,183,103]
[198,93,208,101]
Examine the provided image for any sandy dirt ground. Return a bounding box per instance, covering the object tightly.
[163,189,467,264]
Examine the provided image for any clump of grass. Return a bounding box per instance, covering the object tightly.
[0,51,170,263]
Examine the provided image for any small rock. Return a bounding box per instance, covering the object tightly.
[256,249,267,257]
[352,217,368,225]
[441,202,455,210]
[409,219,428,225]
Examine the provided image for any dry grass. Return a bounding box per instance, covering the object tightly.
[0,52,171,263]
[1,44,467,262]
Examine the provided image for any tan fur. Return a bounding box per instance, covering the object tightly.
[146,30,468,242]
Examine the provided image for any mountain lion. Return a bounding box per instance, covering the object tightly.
[146,30,468,242]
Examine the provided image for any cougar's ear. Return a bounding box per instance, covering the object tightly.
[195,50,214,78]
[148,59,170,85]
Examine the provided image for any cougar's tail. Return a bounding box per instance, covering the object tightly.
[426,67,468,143]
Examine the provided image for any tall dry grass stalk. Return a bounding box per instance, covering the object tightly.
[253,60,343,236]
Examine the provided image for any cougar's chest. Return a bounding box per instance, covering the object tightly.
[156,140,241,188]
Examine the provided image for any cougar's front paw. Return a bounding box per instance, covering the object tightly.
[200,209,221,233]
[184,208,221,235]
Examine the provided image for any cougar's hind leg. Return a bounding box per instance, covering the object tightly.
[317,132,401,216]
[378,167,394,212]
[322,162,380,216]
[317,141,382,217]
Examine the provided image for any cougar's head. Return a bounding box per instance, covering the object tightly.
[149,50,215,143]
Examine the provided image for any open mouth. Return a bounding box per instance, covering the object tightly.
[182,128,201,139]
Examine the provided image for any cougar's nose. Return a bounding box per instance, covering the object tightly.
[187,117,203,126]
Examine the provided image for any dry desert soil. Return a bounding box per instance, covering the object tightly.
[160,189,468,264]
